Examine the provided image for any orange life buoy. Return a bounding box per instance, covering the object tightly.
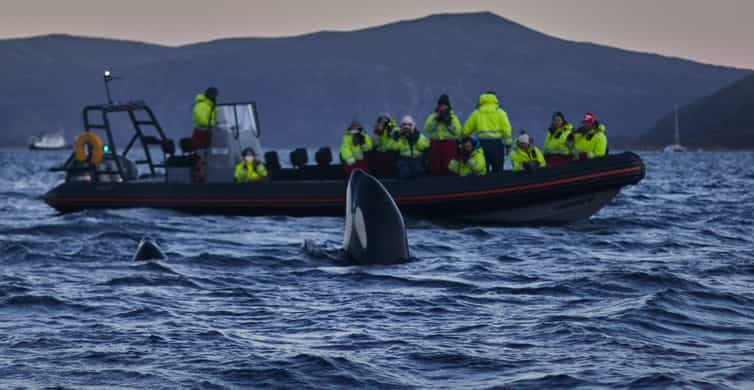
[74,132,104,166]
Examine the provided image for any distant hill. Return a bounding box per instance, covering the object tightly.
[637,72,754,149]
[0,12,749,149]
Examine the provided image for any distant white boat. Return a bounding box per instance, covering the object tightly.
[29,133,67,150]
[664,105,687,153]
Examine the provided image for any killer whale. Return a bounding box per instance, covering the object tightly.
[133,237,167,261]
[343,169,409,265]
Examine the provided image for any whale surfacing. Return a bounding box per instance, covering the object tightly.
[343,169,409,265]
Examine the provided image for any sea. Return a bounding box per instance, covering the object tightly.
[1,148,753,389]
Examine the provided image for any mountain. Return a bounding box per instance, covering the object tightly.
[637,72,754,149]
[0,12,749,149]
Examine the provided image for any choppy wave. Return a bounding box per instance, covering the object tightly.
[1,149,754,388]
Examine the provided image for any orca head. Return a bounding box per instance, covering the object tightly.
[343,169,409,265]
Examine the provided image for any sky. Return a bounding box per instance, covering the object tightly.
[1,0,752,69]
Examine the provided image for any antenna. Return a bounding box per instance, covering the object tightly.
[103,70,123,105]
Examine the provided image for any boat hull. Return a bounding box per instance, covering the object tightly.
[44,152,645,225]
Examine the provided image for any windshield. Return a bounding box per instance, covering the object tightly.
[215,103,260,138]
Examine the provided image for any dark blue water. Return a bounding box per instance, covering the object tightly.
[1,148,753,389]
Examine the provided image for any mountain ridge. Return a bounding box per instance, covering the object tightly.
[0,12,748,148]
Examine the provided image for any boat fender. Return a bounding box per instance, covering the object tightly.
[74,132,104,166]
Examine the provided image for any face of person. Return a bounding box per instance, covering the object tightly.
[519,142,530,150]
[401,123,414,132]
[376,119,387,130]
[463,141,473,153]
[350,127,360,134]
[582,121,594,130]
[552,116,564,128]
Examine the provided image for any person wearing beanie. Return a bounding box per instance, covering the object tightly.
[340,118,373,175]
[571,112,608,159]
[543,111,574,167]
[390,115,429,179]
[449,136,487,176]
[373,113,399,152]
[191,86,219,183]
[463,91,513,173]
[511,131,547,172]
[424,94,463,176]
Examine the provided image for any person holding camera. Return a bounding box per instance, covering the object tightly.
[340,119,373,175]
[391,116,429,179]
[511,133,547,172]
[369,113,399,177]
[449,136,487,177]
[424,94,463,176]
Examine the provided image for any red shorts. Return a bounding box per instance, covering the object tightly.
[429,139,457,176]
[192,129,211,150]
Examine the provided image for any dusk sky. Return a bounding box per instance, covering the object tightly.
[2,0,752,69]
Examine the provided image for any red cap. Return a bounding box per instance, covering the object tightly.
[582,112,596,125]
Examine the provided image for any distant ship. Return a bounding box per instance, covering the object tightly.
[29,133,67,150]
[664,105,687,153]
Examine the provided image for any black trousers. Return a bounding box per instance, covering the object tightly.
[479,139,505,173]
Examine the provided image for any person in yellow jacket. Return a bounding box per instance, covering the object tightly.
[511,133,547,172]
[391,115,429,179]
[463,91,512,173]
[234,148,268,183]
[449,137,487,176]
[425,94,463,176]
[571,112,608,159]
[340,119,373,175]
[373,113,398,152]
[543,111,573,167]
[191,86,218,183]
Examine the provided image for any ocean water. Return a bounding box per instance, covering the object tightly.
[1,148,753,389]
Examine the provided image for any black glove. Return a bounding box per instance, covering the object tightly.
[437,110,451,125]
[523,161,540,172]
[353,133,365,146]
[392,131,401,141]
[407,131,419,143]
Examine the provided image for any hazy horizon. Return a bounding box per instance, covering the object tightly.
[1,0,753,70]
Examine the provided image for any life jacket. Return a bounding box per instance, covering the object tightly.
[393,131,430,158]
[511,144,547,171]
[192,93,216,130]
[234,160,268,183]
[425,111,462,141]
[544,122,573,155]
[449,147,487,176]
[462,93,513,145]
[340,130,374,165]
[573,123,608,158]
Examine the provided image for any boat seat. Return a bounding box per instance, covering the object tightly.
[179,138,194,154]
[290,148,308,169]
[166,155,196,167]
[315,147,332,167]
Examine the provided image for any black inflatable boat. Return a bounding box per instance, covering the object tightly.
[44,99,645,224]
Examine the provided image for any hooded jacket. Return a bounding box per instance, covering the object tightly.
[424,111,462,141]
[192,93,216,130]
[544,122,574,155]
[449,147,487,176]
[573,123,608,158]
[340,129,374,165]
[463,93,513,145]
[511,144,547,171]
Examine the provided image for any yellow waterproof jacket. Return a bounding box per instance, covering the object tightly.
[544,123,573,155]
[449,148,487,176]
[392,132,429,158]
[192,93,216,129]
[511,145,547,171]
[340,131,374,165]
[234,161,268,183]
[463,93,513,145]
[424,112,462,141]
[374,119,398,152]
[573,124,608,158]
